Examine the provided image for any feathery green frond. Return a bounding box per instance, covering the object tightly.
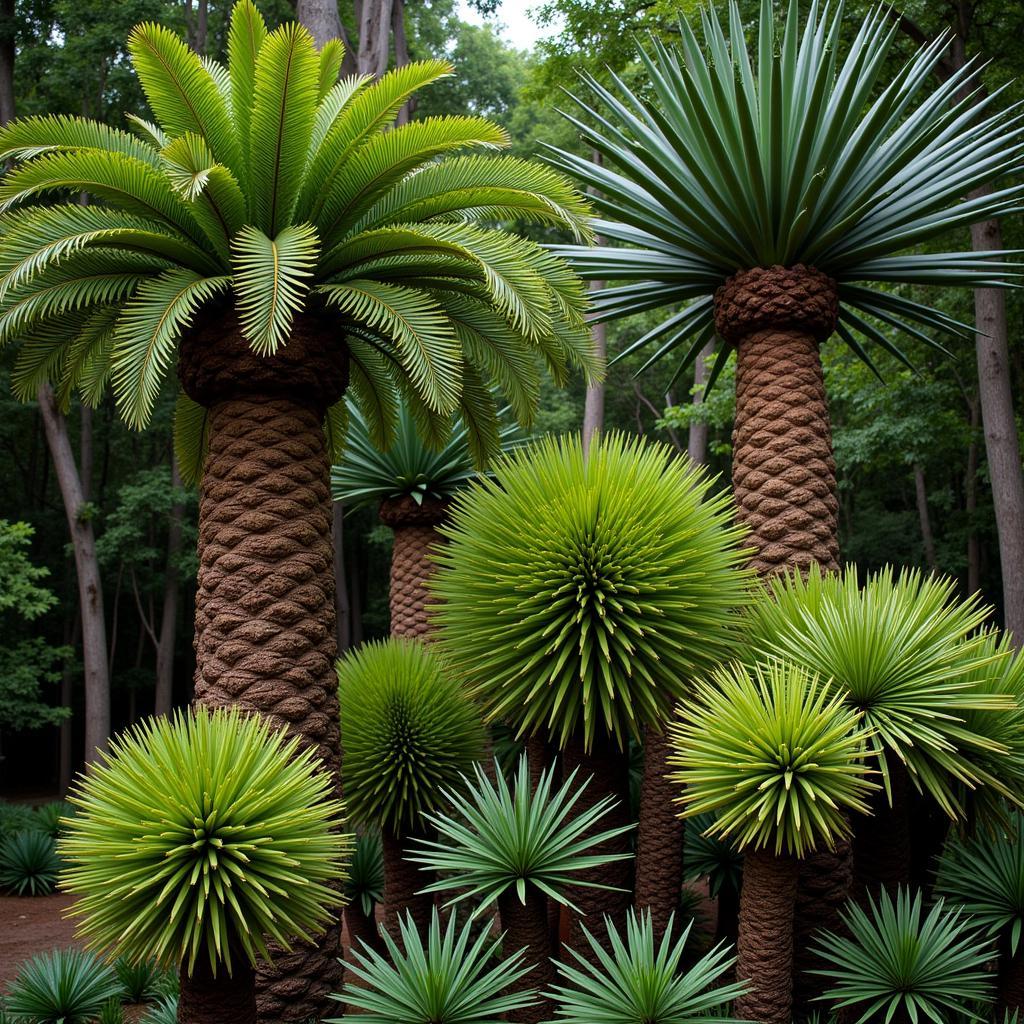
[226,0,266,174]
[173,391,210,487]
[0,114,161,166]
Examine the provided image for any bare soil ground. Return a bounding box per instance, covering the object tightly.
[0,892,80,990]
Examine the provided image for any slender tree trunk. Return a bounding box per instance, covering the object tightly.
[333,503,351,653]
[379,495,447,639]
[381,828,433,933]
[634,723,684,940]
[358,0,394,77]
[853,757,912,896]
[297,0,347,53]
[499,885,556,1024]
[734,849,798,1024]
[155,459,184,717]
[178,955,256,1024]
[687,340,714,464]
[59,613,81,794]
[581,281,607,459]
[965,396,981,597]
[562,729,633,959]
[38,384,110,763]
[913,464,938,573]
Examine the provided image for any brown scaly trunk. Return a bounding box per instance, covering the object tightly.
[998,932,1024,1018]
[499,885,556,1024]
[379,495,447,640]
[733,848,799,1024]
[853,757,912,897]
[381,829,434,934]
[562,729,633,960]
[345,902,383,958]
[525,733,548,792]
[178,955,256,1024]
[634,723,684,940]
[177,307,347,1023]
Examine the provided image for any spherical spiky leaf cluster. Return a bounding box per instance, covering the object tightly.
[430,432,752,750]
[670,660,875,857]
[337,638,485,833]
[60,708,350,976]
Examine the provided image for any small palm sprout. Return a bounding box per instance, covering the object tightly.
[684,813,743,945]
[669,659,874,1024]
[345,831,386,954]
[810,888,994,1024]
[5,949,122,1024]
[410,755,634,1020]
[545,910,747,1024]
[59,708,349,1024]
[0,828,60,895]
[337,637,485,929]
[330,909,537,1024]
[937,813,1024,1015]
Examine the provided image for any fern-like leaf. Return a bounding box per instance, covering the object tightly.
[226,0,268,181]
[173,391,211,486]
[0,114,161,166]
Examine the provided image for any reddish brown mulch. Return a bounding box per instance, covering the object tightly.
[0,892,80,989]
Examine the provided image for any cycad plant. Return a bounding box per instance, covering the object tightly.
[0,828,60,895]
[331,909,537,1024]
[59,708,349,1024]
[4,949,122,1024]
[431,431,750,947]
[0,1,593,1004]
[744,566,1017,892]
[549,0,1023,579]
[410,756,634,1022]
[810,888,994,1024]
[937,813,1024,1015]
[669,659,874,1024]
[336,637,485,930]
[545,910,747,1024]
[331,400,519,639]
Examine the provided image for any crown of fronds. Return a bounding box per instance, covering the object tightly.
[59,707,350,976]
[810,888,995,1024]
[337,637,485,833]
[330,398,521,510]
[545,910,746,1024]
[744,565,1017,818]
[549,0,1024,391]
[0,0,596,469]
[669,660,875,857]
[410,755,634,912]
[332,909,537,1024]
[430,432,752,750]
[936,811,1024,956]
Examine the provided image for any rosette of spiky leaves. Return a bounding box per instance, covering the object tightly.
[411,755,634,912]
[330,909,537,1024]
[936,812,1024,955]
[669,660,875,857]
[548,0,1024,391]
[431,432,751,750]
[0,829,60,895]
[113,957,175,1004]
[139,996,178,1024]
[0,800,38,836]
[683,812,743,899]
[346,830,385,918]
[545,909,746,1024]
[0,0,597,476]
[337,637,485,834]
[59,707,350,976]
[331,398,523,509]
[810,889,994,1024]
[744,566,1015,818]
[34,800,75,838]
[5,949,122,1024]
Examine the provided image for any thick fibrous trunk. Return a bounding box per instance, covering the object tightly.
[634,723,684,939]
[379,495,447,639]
[734,848,799,1024]
[853,757,912,896]
[499,885,556,1024]
[178,956,256,1024]
[345,903,383,957]
[178,310,348,1023]
[562,730,633,959]
[381,829,434,933]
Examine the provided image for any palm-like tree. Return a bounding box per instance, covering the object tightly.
[548,0,1023,579]
[669,659,874,1024]
[0,4,594,1005]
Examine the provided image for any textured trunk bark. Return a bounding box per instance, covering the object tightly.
[966,397,981,597]
[155,459,184,717]
[344,902,383,957]
[358,0,394,77]
[734,848,798,1024]
[998,935,1024,1018]
[562,730,633,959]
[634,723,684,940]
[499,885,556,1024]
[178,955,256,1024]
[853,757,911,896]
[524,733,548,792]
[379,495,447,640]
[178,311,347,1024]
[37,383,110,763]
[382,829,434,934]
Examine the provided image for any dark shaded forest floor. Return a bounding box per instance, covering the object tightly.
[0,892,79,988]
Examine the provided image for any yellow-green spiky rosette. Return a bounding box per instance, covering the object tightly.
[430,432,752,750]
[59,708,351,976]
[669,660,875,857]
[337,637,485,834]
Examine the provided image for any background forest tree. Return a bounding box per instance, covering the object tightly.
[1,0,1022,795]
